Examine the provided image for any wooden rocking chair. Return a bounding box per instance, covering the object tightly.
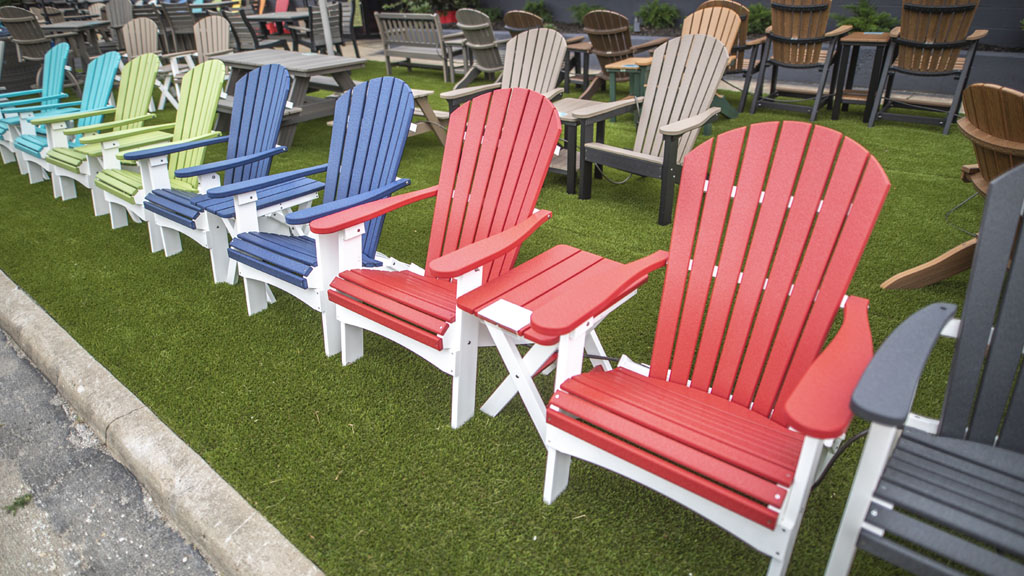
[542,121,890,575]
[310,88,562,429]
[882,83,1024,290]
[826,164,1024,576]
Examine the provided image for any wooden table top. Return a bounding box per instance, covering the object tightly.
[215,50,365,76]
[841,31,890,45]
[245,10,309,22]
[42,19,109,30]
[606,56,653,70]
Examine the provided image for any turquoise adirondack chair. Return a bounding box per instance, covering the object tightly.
[89,60,225,244]
[0,42,70,172]
[205,76,415,355]
[137,64,317,285]
[38,53,161,213]
[15,51,121,186]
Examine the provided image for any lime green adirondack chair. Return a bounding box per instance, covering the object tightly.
[36,53,160,215]
[90,59,224,249]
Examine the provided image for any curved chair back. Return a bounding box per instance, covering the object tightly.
[635,35,729,162]
[503,9,542,36]
[681,5,741,55]
[698,0,749,71]
[75,51,123,134]
[107,0,133,30]
[769,0,832,66]
[583,10,634,72]
[222,63,291,184]
[896,0,979,74]
[0,6,51,61]
[122,17,160,59]
[958,83,1024,192]
[501,27,566,94]
[457,8,502,73]
[194,14,230,63]
[169,60,226,188]
[112,53,161,131]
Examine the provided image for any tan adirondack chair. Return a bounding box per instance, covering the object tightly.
[581,10,668,100]
[749,0,850,121]
[440,27,566,110]
[503,9,541,36]
[882,83,1024,290]
[681,5,742,118]
[869,0,986,134]
[575,34,730,225]
[452,8,507,90]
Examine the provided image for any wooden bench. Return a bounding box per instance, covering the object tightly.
[374,12,463,83]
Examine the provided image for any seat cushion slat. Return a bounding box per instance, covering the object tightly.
[341,269,455,321]
[329,277,450,335]
[328,286,444,350]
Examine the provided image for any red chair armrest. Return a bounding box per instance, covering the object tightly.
[309,186,438,234]
[427,210,551,278]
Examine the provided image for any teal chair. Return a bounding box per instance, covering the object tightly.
[0,42,70,173]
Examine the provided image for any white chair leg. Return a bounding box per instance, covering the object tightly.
[543,447,571,504]
[0,144,13,163]
[91,186,110,216]
[243,276,269,316]
[147,219,164,252]
[109,201,128,229]
[825,423,899,576]
[321,292,341,357]
[26,159,48,184]
[339,317,363,365]
[450,311,479,429]
[158,224,182,256]
[207,221,233,284]
[14,149,27,175]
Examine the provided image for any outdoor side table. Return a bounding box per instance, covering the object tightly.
[832,31,890,123]
[457,244,661,440]
[564,41,592,94]
[550,97,602,195]
[606,56,652,103]
[214,50,365,147]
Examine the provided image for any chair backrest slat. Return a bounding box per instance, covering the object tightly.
[107,0,133,29]
[651,122,889,423]
[168,60,225,186]
[681,6,741,55]
[501,27,566,94]
[897,0,979,74]
[633,34,729,161]
[0,6,52,61]
[75,52,122,132]
[324,77,415,262]
[770,0,832,66]
[425,89,560,282]
[194,14,230,63]
[113,53,160,129]
[942,166,1024,449]
[224,64,290,184]
[698,0,749,69]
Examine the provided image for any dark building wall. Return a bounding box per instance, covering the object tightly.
[479,1,1024,49]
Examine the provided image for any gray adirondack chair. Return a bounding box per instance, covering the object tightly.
[452,8,506,90]
[440,27,566,110]
[575,34,730,225]
[826,163,1024,576]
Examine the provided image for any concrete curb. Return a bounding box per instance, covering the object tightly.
[0,271,324,576]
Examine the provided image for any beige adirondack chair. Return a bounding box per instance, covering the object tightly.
[575,34,730,225]
[453,8,507,90]
[680,5,742,118]
[882,83,1024,290]
[440,27,566,110]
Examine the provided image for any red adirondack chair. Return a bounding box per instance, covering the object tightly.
[538,121,890,575]
[308,88,562,429]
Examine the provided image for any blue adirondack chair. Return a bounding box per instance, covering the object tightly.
[205,76,415,355]
[137,64,318,285]
[0,42,70,172]
[15,51,121,186]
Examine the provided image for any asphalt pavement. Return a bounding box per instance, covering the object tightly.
[0,329,216,576]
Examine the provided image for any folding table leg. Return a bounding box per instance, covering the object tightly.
[480,323,553,438]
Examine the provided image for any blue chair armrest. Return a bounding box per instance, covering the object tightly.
[0,88,43,100]
[207,163,330,198]
[286,179,411,225]
[851,302,958,427]
[174,146,287,178]
[123,135,230,161]
[0,93,68,109]
[4,100,81,115]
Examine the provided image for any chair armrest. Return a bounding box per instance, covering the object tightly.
[427,210,552,278]
[849,302,957,427]
[64,114,157,136]
[309,186,439,234]
[888,26,900,38]
[0,88,44,100]
[206,163,329,198]
[542,88,564,101]
[659,107,720,137]
[161,49,197,60]
[573,97,643,121]
[78,122,175,144]
[966,29,988,42]
[31,106,116,125]
[825,24,852,38]
[123,135,230,161]
[0,93,68,109]
[174,145,286,178]
[746,35,767,47]
[529,250,669,337]
[779,297,875,439]
[439,82,501,102]
[288,179,410,225]
[960,163,980,181]
[5,100,80,114]
[632,36,669,53]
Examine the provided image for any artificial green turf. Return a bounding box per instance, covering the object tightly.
[0,61,978,574]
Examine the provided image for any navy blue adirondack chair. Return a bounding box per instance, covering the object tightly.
[132,64,313,285]
[0,42,70,171]
[206,76,415,356]
[15,51,122,186]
